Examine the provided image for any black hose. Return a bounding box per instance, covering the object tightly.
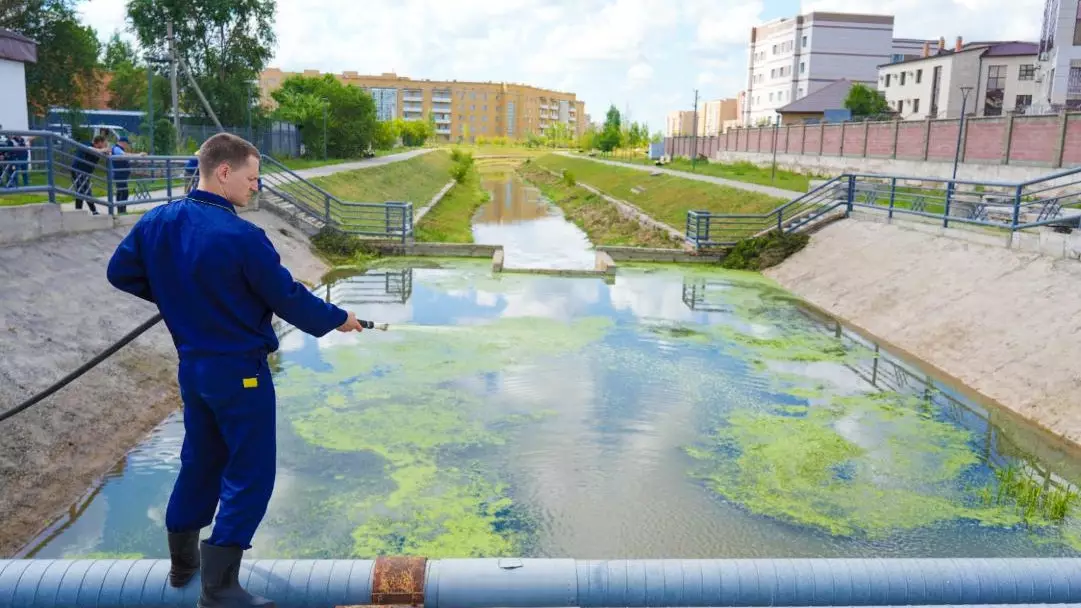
[0,314,163,424]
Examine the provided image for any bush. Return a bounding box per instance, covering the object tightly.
[561,170,576,186]
[720,230,810,271]
[448,150,474,184]
[311,227,374,259]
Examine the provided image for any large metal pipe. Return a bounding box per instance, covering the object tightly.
[3,557,1081,608]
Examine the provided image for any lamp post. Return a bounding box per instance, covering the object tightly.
[246,79,259,144]
[321,98,329,161]
[951,86,974,181]
[144,56,170,154]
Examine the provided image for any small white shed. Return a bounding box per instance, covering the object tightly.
[0,28,38,131]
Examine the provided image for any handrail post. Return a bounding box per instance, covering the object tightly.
[45,136,56,205]
[944,180,953,228]
[105,155,115,216]
[846,174,855,217]
[888,177,896,221]
[385,204,391,239]
[166,161,172,199]
[777,206,783,232]
[1012,184,1023,230]
[324,193,331,223]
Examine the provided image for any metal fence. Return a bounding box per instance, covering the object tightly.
[258,154,413,242]
[685,166,1081,249]
[179,122,300,157]
[0,129,197,214]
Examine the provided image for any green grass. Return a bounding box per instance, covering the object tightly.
[438,144,561,158]
[272,147,418,172]
[532,154,787,229]
[609,155,816,193]
[517,162,680,249]
[302,150,454,206]
[415,162,490,243]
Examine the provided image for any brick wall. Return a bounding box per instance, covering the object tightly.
[664,112,1081,169]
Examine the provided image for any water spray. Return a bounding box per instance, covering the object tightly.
[359,319,389,331]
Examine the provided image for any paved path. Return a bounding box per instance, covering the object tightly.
[55,148,434,214]
[555,152,803,200]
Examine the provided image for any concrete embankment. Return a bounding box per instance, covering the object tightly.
[0,210,330,557]
[765,218,1081,447]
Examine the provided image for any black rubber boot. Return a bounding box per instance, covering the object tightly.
[168,530,200,587]
[197,540,275,608]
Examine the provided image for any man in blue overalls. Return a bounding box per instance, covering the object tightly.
[106,132,365,608]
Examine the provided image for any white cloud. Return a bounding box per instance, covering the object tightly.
[73,0,1045,135]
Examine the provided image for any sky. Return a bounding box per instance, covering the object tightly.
[77,0,1046,133]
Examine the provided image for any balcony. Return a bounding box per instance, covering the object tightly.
[403,103,423,113]
[435,126,451,134]
[403,92,423,102]
[432,95,452,103]
[434,116,451,124]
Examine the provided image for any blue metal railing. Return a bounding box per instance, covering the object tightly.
[685,166,1081,249]
[0,130,415,243]
[257,154,413,243]
[0,129,197,214]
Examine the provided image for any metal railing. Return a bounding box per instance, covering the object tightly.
[685,166,1081,249]
[0,129,197,214]
[258,154,413,242]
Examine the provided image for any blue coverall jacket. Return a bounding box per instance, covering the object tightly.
[106,189,348,548]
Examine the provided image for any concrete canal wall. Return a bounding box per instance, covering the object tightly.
[0,210,329,557]
[766,217,1081,448]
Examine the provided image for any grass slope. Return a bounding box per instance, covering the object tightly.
[517,163,679,249]
[415,164,490,243]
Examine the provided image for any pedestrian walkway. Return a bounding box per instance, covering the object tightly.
[556,152,803,200]
[57,148,434,214]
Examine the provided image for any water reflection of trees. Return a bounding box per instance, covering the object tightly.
[681,277,1081,494]
[273,269,413,343]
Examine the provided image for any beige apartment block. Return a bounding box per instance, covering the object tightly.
[666,110,696,136]
[259,68,585,142]
[698,98,739,135]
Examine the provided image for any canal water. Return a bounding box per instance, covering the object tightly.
[18,172,1081,560]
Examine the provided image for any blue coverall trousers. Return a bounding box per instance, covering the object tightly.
[165,353,276,549]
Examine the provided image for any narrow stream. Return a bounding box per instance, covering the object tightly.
[470,171,596,270]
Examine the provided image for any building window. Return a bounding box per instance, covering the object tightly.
[890,54,905,63]
[771,69,776,78]
[984,64,1006,116]
[885,74,891,87]
[802,35,807,47]
[798,87,804,98]
[901,72,906,85]
[769,92,774,101]
[772,44,778,53]
[916,69,922,84]
[913,98,920,113]
[897,100,904,112]
[1015,94,1032,112]
[1018,64,1036,80]
[799,62,805,74]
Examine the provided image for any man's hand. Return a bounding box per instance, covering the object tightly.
[336,310,365,333]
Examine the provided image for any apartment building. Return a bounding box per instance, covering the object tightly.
[1035,0,1081,110]
[743,11,926,126]
[877,38,1040,119]
[698,98,739,135]
[259,69,585,142]
[666,110,695,136]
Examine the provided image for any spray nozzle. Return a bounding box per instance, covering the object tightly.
[359,319,389,331]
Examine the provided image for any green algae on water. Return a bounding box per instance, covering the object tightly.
[688,393,1024,538]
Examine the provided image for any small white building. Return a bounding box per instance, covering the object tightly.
[0,28,37,131]
[877,38,1040,119]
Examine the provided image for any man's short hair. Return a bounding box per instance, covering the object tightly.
[92,135,106,145]
[198,133,259,175]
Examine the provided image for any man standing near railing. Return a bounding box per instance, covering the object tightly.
[111,136,134,214]
[71,136,109,215]
[105,132,366,608]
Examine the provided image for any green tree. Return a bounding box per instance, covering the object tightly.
[596,104,622,152]
[650,130,663,143]
[126,0,276,126]
[271,74,377,158]
[372,120,400,150]
[2,0,101,116]
[844,83,891,117]
[544,121,574,148]
[397,117,434,147]
[578,124,598,150]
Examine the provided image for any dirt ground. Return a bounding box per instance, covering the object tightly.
[0,209,329,557]
[765,219,1081,448]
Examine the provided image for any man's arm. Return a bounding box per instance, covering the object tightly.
[241,229,348,337]
[106,221,155,303]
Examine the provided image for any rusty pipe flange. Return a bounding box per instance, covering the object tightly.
[370,556,427,605]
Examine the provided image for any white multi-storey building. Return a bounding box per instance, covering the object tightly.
[1035,0,1081,111]
[743,11,933,126]
[877,38,1041,119]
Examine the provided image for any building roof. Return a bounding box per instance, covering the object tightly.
[777,79,855,114]
[879,40,1037,67]
[0,27,37,64]
[982,41,1039,56]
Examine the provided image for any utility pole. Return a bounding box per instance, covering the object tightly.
[167,21,180,152]
[147,63,154,154]
[691,89,699,171]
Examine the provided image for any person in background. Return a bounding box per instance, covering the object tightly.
[106,132,365,608]
[111,136,136,214]
[72,136,109,215]
[12,134,30,187]
[184,150,200,194]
